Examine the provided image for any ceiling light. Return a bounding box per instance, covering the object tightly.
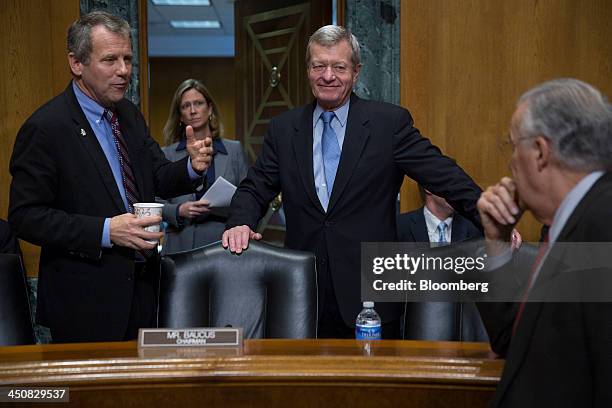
[152,0,210,5]
[170,20,221,29]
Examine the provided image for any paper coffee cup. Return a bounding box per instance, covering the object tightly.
[133,203,164,242]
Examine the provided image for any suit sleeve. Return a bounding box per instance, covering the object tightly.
[391,109,482,230]
[156,145,188,229]
[233,141,250,184]
[157,196,182,229]
[476,244,537,356]
[8,121,104,257]
[226,120,282,230]
[0,219,22,257]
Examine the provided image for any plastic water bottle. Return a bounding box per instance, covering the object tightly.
[355,301,382,340]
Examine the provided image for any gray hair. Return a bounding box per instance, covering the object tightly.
[306,25,361,68]
[67,11,131,64]
[518,78,612,172]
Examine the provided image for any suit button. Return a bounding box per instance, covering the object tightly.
[324,221,335,227]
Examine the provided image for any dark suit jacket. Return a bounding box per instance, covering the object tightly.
[0,219,22,258]
[228,94,482,325]
[396,206,481,243]
[8,83,197,342]
[397,207,487,341]
[478,172,612,407]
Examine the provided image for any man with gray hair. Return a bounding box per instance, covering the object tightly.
[223,25,482,338]
[9,11,212,343]
[477,78,612,406]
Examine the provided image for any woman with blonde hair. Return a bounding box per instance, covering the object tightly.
[160,79,248,253]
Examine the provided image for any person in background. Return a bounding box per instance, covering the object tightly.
[397,186,488,341]
[477,78,612,407]
[397,185,482,244]
[8,11,212,343]
[222,25,482,339]
[160,79,248,254]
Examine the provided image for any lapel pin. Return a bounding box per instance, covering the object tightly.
[80,128,86,136]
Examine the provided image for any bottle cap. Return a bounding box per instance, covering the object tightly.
[363,301,374,308]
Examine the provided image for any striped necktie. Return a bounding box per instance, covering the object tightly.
[104,108,141,213]
[321,111,340,197]
[437,222,448,244]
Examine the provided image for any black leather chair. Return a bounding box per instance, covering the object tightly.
[404,301,489,342]
[0,254,35,345]
[158,241,317,338]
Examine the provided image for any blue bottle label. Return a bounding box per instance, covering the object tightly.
[355,324,382,340]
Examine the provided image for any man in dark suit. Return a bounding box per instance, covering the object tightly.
[397,187,488,341]
[222,25,482,338]
[8,11,212,343]
[477,78,612,406]
[397,187,482,244]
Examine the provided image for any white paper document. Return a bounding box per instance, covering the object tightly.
[200,176,237,208]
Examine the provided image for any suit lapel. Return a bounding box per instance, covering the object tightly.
[327,94,371,213]
[411,209,430,242]
[65,85,126,213]
[292,102,325,213]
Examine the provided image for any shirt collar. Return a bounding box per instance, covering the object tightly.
[423,205,453,234]
[312,98,351,128]
[548,170,604,244]
[176,137,227,155]
[72,80,106,121]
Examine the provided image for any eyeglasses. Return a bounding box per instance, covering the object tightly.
[309,63,350,75]
[499,133,536,152]
[180,100,207,111]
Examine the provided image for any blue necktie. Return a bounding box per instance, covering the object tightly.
[321,111,340,197]
[437,222,448,244]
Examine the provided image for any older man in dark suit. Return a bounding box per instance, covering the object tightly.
[477,79,612,407]
[9,11,212,343]
[222,25,482,339]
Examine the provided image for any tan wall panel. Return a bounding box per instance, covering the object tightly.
[149,58,236,147]
[0,0,79,276]
[400,0,612,241]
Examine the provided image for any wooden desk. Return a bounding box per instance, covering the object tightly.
[0,339,502,407]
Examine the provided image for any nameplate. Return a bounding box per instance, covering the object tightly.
[138,328,243,348]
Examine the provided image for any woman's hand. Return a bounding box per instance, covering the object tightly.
[178,200,210,219]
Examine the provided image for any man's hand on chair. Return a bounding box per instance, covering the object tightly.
[222,225,262,254]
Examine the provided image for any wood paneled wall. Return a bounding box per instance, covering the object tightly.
[400,0,612,241]
[0,0,79,276]
[148,58,236,147]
